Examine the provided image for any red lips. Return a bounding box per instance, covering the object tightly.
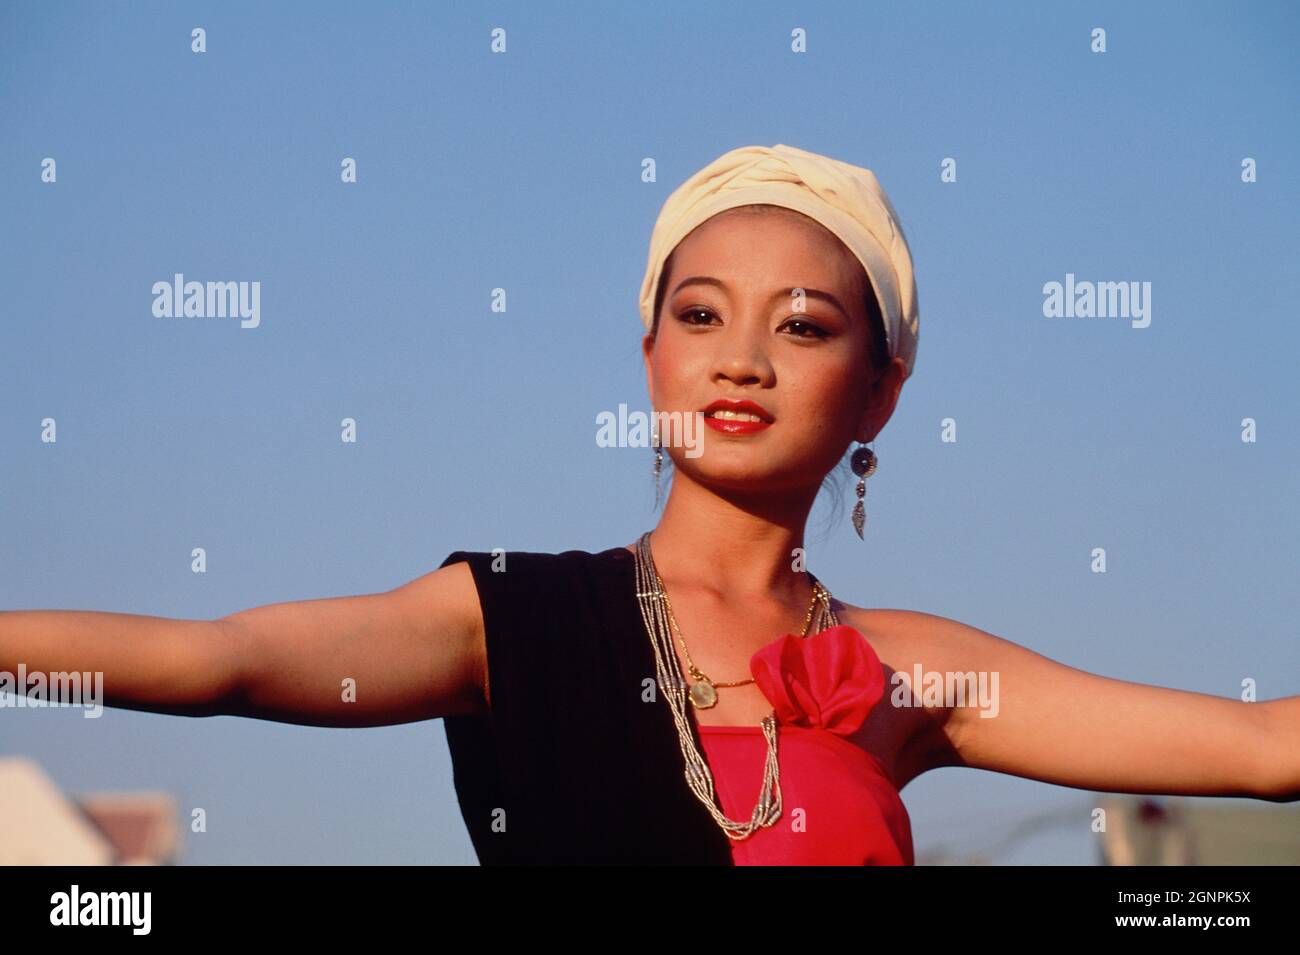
[702,398,774,435]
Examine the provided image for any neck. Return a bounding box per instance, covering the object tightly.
[644,470,821,601]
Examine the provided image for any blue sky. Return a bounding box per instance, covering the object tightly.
[2,0,1297,864]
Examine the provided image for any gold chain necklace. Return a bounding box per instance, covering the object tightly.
[655,569,830,709]
[633,531,839,840]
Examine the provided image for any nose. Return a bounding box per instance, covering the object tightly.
[711,316,775,387]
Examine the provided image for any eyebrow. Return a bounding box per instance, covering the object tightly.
[667,275,850,319]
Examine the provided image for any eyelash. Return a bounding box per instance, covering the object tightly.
[676,307,830,340]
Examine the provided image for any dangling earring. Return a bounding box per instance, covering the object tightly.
[652,429,664,509]
[850,442,877,539]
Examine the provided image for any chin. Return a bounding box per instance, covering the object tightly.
[679,461,813,496]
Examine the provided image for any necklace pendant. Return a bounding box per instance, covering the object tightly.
[688,679,719,709]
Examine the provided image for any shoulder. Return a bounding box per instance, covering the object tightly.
[827,605,990,785]
[439,546,625,568]
[834,603,1066,778]
[834,603,1045,691]
[437,547,620,594]
[831,603,993,707]
[837,605,1050,685]
[432,545,632,715]
[835,604,991,664]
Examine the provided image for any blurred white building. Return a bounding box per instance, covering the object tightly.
[0,756,181,865]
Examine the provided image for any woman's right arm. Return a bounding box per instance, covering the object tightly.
[0,561,487,728]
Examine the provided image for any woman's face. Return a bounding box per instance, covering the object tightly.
[644,207,905,495]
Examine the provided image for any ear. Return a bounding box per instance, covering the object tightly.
[641,331,656,406]
[854,357,907,443]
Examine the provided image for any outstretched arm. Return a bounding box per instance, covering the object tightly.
[0,560,487,728]
[217,562,486,726]
[903,611,1298,802]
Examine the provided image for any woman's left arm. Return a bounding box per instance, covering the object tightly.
[900,611,1300,802]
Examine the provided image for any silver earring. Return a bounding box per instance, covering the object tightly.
[850,443,877,539]
[652,430,664,509]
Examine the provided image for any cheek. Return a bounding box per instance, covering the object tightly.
[650,338,706,401]
[781,354,862,423]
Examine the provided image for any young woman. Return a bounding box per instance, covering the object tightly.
[4,144,1296,866]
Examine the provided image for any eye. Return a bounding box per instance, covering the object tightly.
[779,318,830,339]
[676,307,720,327]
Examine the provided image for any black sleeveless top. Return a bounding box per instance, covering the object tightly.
[438,546,736,865]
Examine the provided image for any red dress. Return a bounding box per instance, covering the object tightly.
[695,624,914,865]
